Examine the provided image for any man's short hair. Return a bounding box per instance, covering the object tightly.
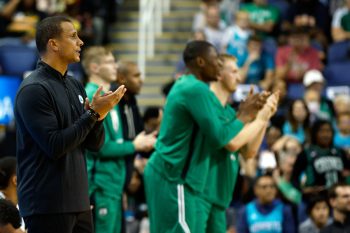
[183,40,215,67]
[288,26,309,37]
[219,54,237,63]
[82,46,112,75]
[328,183,349,199]
[36,15,72,54]
[117,60,137,77]
[0,199,21,229]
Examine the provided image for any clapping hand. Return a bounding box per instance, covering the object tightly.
[237,86,270,123]
[85,85,127,121]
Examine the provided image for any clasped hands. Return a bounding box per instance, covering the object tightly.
[237,86,280,123]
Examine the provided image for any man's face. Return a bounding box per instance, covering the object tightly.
[289,34,309,51]
[254,176,277,204]
[206,6,220,28]
[308,82,324,93]
[123,64,143,95]
[331,186,350,214]
[96,53,117,83]
[219,59,241,93]
[55,22,84,63]
[201,47,222,82]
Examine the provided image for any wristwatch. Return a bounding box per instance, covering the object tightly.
[87,108,100,121]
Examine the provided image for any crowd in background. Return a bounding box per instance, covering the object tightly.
[0,0,350,232]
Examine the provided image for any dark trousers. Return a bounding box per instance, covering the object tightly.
[24,210,93,233]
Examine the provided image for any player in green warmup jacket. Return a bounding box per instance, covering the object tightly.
[83,47,156,233]
[144,41,278,233]
[196,54,279,233]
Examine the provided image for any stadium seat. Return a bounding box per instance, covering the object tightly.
[287,83,305,100]
[0,44,39,77]
[327,40,350,64]
[324,61,350,86]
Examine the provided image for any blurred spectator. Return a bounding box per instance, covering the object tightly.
[192,1,225,32]
[269,79,292,120]
[239,35,275,89]
[5,0,46,40]
[260,125,282,152]
[222,11,252,60]
[333,94,350,117]
[282,99,310,144]
[0,0,21,37]
[299,195,332,233]
[0,123,16,158]
[272,136,302,158]
[36,0,66,15]
[80,0,117,45]
[143,106,163,134]
[303,69,334,122]
[320,183,350,233]
[138,106,163,160]
[240,0,279,38]
[125,168,148,233]
[291,120,350,200]
[0,199,22,233]
[334,112,350,153]
[0,157,25,232]
[202,4,226,50]
[258,126,282,173]
[0,157,17,205]
[272,136,302,204]
[276,27,322,84]
[286,0,330,37]
[332,0,350,42]
[237,174,296,233]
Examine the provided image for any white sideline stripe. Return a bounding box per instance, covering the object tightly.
[177,184,191,233]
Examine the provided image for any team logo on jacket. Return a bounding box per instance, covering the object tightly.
[78,95,84,104]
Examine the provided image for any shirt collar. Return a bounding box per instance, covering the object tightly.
[37,60,68,79]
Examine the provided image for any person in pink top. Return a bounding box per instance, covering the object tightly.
[275,26,322,84]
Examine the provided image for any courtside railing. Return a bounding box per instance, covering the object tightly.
[138,0,170,77]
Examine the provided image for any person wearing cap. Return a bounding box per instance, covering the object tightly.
[303,69,335,121]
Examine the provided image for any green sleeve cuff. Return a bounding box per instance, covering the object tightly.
[123,141,136,155]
